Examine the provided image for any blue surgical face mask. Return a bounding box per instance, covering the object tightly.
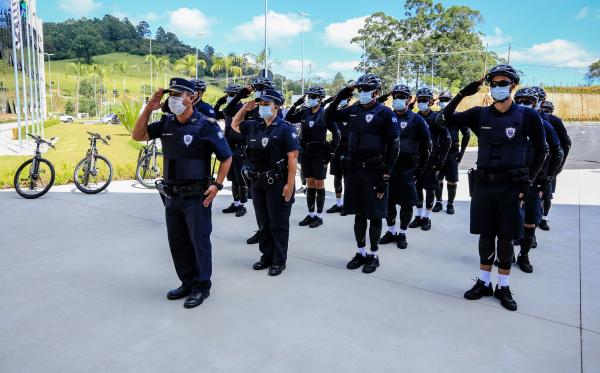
[306,98,320,108]
[439,102,448,109]
[392,99,407,111]
[357,90,375,105]
[490,86,511,101]
[226,96,234,104]
[339,99,349,107]
[519,103,533,109]
[418,102,430,112]
[535,101,542,110]
[168,96,187,115]
[259,105,274,119]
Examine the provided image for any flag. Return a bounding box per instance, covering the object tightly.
[11,0,22,50]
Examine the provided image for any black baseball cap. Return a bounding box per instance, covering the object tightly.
[164,78,196,94]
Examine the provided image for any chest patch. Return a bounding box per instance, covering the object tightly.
[217,131,224,139]
[292,132,298,139]
[261,137,269,147]
[365,114,374,123]
[505,127,516,139]
[309,120,315,127]
[183,134,193,146]
[400,121,408,129]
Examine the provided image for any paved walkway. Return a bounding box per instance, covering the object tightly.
[0,168,598,372]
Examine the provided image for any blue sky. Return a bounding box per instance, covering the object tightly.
[36,0,600,85]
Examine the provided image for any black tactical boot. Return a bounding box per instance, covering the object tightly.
[464,279,493,300]
[494,285,518,311]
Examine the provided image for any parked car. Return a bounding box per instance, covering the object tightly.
[100,114,120,124]
[59,114,74,123]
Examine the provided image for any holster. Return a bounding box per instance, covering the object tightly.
[467,168,475,197]
[155,180,208,199]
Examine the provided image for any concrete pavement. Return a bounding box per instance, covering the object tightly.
[0,168,599,372]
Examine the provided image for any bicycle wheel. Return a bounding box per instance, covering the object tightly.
[74,154,113,194]
[14,158,55,199]
[136,152,163,188]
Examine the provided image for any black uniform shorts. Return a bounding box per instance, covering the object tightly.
[227,150,245,183]
[438,153,459,183]
[329,157,343,177]
[416,167,439,191]
[389,165,418,206]
[343,167,387,219]
[470,180,524,240]
[301,154,328,180]
[524,188,543,226]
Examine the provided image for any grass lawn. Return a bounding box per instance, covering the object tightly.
[0,123,142,188]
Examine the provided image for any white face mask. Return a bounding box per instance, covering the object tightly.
[259,105,274,119]
[535,101,542,110]
[490,86,511,101]
[418,102,430,112]
[439,102,448,109]
[168,96,187,115]
[392,99,407,111]
[339,99,349,107]
[306,98,320,108]
[357,90,375,105]
[226,96,234,104]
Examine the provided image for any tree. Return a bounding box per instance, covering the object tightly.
[155,27,167,42]
[174,54,207,78]
[64,100,75,116]
[331,72,347,93]
[210,54,244,83]
[155,55,172,87]
[72,33,103,64]
[585,59,600,84]
[136,21,151,38]
[66,62,89,114]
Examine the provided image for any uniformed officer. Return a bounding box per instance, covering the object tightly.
[224,76,282,245]
[532,87,571,231]
[132,78,232,309]
[231,88,300,276]
[437,65,548,311]
[326,98,352,214]
[513,87,563,273]
[409,87,451,231]
[434,90,471,214]
[379,84,432,249]
[323,73,400,274]
[191,79,217,119]
[286,86,340,228]
[214,84,248,217]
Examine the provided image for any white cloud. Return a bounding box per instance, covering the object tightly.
[511,39,597,69]
[58,0,101,17]
[314,72,332,79]
[327,60,359,72]
[480,27,512,47]
[230,11,312,45]
[112,9,159,25]
[281,59,315,74]
[167,8,217,37]
[575,6,590,20]
[323,16,367,51]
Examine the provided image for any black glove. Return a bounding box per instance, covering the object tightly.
[457,151,465,164]
[459,79,484,97]
[375,173,390,194]
[238,87,252,99]
[414,167,425,180]
[322,96,335,105]
[293,95,306,107]
[215,95,227,106]
[377,92,391,103]
[337,86,355,100]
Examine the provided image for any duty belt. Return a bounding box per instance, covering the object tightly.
[156,180,208,198]
[244,168,283,185]
[343,156,385,169]
[472,168,529,183]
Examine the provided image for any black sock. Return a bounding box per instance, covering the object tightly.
[425,189,435,209]
[447,184,457,204]
[417,187,424,208]
[316,188,325,214]
[307,187,316,213]
[231,182,239,202]
[354,215,367,248]
[386,203,397,227]
[543,199,551,217]
[520,226,536,256]
[369,219,382,252]
[239,185,248,204]
[334,174,342,194]
[399,205,413,230]
[436,182,443,201]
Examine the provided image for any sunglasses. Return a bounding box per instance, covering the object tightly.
[416,98,430,103]
[307,95,320,100]
[356,87,374,93]
[438,98,451,103]
[516,99,536,106]
[392,94,410,100]
[489,80,513,88]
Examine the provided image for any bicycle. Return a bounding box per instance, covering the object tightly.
[73,132,113,194]
[13,134,57,199]
[135,139,163,188]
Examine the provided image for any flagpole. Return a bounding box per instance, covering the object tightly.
[10,0,22,146]
[17,2,30,137]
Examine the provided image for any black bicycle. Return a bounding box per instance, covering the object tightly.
[73,132,113,194]
[14,134,57,199]
[135,139,163,188]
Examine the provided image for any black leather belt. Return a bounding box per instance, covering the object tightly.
[244,169,283,184]
[156,180,208,198]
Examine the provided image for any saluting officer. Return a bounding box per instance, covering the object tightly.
[231,88,300,276]
[434,90,471,214]
[437,65,548,311]
[324,73,400,274]
[191,79,217,119]
[379,84,432,249]
[513,87,563,273]
[132,78,232,309]
[409,87,451,231]
[286,86,340,228]
[326,98,352,214]
[214,84,248,217]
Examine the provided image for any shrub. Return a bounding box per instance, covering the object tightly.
[65,100,75,115]
[115,101,143,135]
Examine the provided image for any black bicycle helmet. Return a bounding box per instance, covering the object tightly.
[541,100,554,113]
[224,84,242,95]
[355,73,382,90]
[391,84,411,96]
[252,76,276,90]
[514,87,538,101]
[531,86,547,101]
[485,64,520,84]
[190,79,207,92]
[416,87,434,98]
[306,85,326,98]
[438,90,453,100]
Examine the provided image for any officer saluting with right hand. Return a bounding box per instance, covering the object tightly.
[132,78,232,309]
[437,65,548,311]
[232,88,300,276]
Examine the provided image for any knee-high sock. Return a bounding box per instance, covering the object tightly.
[447,184,457,204]
[425,189,435,209]
[369,218,382,252]
[436,182,443,201]
[334,174,343,194]
[520,226,536,256]
[416,187,424,209]
[239,184,248,204]
[307,187,316,212]
[231,182,240,202]
[399,205,413,230]
[543,199,551,217]
[316,188,325,214]
[386,203,397,227]
[354,215,368,248]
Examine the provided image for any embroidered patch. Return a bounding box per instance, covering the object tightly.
[392,117,398,123]
[261,137,269,147]
[292,133,298,139]
[217,131,224,139]
[309,120,315,127]
[505,127,516,139]
[183,134,193,146]
[365,114,374,123]
[400,121,408,129]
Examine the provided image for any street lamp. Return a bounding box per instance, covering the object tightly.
[147,37,152,93]
[195,32,206,79]
[298,11,309,94]
[44,53,54,116]
[264,0,269,76]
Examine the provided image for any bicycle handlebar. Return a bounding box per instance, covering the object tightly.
[86,132,110,145]
[27,133,56,149]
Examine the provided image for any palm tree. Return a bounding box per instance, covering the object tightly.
[66,62,89,115]
[155,56,172,87]
[144,54,158,89]
[244,49,268,75]
[210,53,244,84]
[174,54,207,78]
[90,64,113,117]
[113,61,132,94]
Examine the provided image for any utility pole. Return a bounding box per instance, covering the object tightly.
[299,11,309,94]
[45,53,54,117]
[264,0,268,76]
[396,53,401,84]
[195,33,206,78]
[483,43,488,76]
[507,43,511,64]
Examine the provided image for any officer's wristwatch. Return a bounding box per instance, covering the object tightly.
[212,181,224,191]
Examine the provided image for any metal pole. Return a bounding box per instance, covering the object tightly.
[507,43,511,64]
[483,43,488,76]
[24,9,37,135]
[18,9,30,137]
[10,2,23,146]
[46,53,54,117]
[149,38,153,92]
[264,0,268,76]
[299,11,308,94]
[28,10,43,137]
[396,53,400,84]
[195,33,199,79]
